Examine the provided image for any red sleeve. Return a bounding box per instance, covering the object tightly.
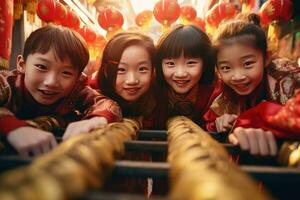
[203,108,218,132]
[0,115,30,135]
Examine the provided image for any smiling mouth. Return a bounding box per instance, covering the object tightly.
[233,82,251,89]
[173,80,189,86]
[39,90,59,96]
[124,88,140,94]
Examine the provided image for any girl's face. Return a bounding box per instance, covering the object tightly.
[115,45,152,102]
[18,49,79,105]
[217,43,265,96]
[162,53,204,94]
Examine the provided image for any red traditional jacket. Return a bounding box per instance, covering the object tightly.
[142,81,222,130]
[204,58,300,132]
[0,70,122,135]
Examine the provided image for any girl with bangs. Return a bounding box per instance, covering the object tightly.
[204,14,300,156]
[89,31,157,129]
[155,24,221,128]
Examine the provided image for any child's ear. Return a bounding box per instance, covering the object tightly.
[16,55,26,73]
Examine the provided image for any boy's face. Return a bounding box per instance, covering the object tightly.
[115,45,152,102]
[18,49,80,105]
[217,43,265,96]
[162,53,204,94]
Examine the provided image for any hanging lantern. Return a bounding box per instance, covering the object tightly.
[78,26,97,44]
[14,0,24,20]
[259,0,293,26]
[153,0,180,27]
[0,0,13,69]
[98,7,124,31]
[180,5,197,24]
[36,0,56,22]
[205,2,237,27]
[192,17,205,32]
[98,7,124,39]
[238,0,256,13]
[25,0,37,23]
[54,1,67,25]
[62,9,80,30]
[135,10,152,31]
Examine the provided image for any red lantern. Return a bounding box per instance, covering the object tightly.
[180,5,197,22]
[78,26,97,44]
[205,2,237,27]
[0,0,13,69]
[94,35,106,50]
[98,7,124,31]
[62,9,80,30]
[54,1,67,25]
[36,0,56,22]
[192,17,205,32]
[153,0,180,26]
[135,10,153,27]
[259,0,292,26]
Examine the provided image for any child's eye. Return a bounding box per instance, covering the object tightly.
[165,61,175,66]
[117,67,126,74]
[219,65,231,72]
[244,61,255,68]
[62,71,74,77]
[35,64,47,71]
[139,66,150,73]
[187,61,198,66]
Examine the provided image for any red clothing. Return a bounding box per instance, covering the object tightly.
[0,70,122,135]
[142,81,222,130]
[204,58,300,132]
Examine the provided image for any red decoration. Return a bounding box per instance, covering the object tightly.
[153,0,180,26]
[135,10,152,27]
[94,35,106,49]
[78,26,97,44]
[36,0,56,22]
[259,0,293,26]
[192,17,205,31]
[13,0,25,19]
[98,7,124,31]
[62,9,80,30]
[205,2,237,27]
[0,0,13,69]
[180,5,197,22]
[54,1,67,25]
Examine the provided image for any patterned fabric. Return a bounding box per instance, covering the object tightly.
[0,70,122,135]
[205,58,300,131]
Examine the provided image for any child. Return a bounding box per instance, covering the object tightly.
[155,24,221,128]
[91,31,156,128]
[0,25,121,157]
[205,15,300,155]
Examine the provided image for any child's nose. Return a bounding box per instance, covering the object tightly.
[231,70,246,81]
[174,66,187,77]
[44,73,59,87]
[125,73,139,84]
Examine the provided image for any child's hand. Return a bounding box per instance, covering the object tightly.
[7,127,57,158]
[62,117,108,141]
[215,114,238,133]
[228,127,277,156]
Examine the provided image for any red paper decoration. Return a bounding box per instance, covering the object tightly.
[36,0,56,22]
[153,0,180,26]
[192,17,205,31]
[180,5,197,22]
[98,7,124,31]
[205,2,237,27]
[54,1,67,25]
[62,8,80,30]
[135,10,152,27]
[260,0,293,26]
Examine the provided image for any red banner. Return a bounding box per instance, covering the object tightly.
[0,0,13,69]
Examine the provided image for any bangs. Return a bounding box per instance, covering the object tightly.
[158,26,210,59]
[24,26,89,71]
